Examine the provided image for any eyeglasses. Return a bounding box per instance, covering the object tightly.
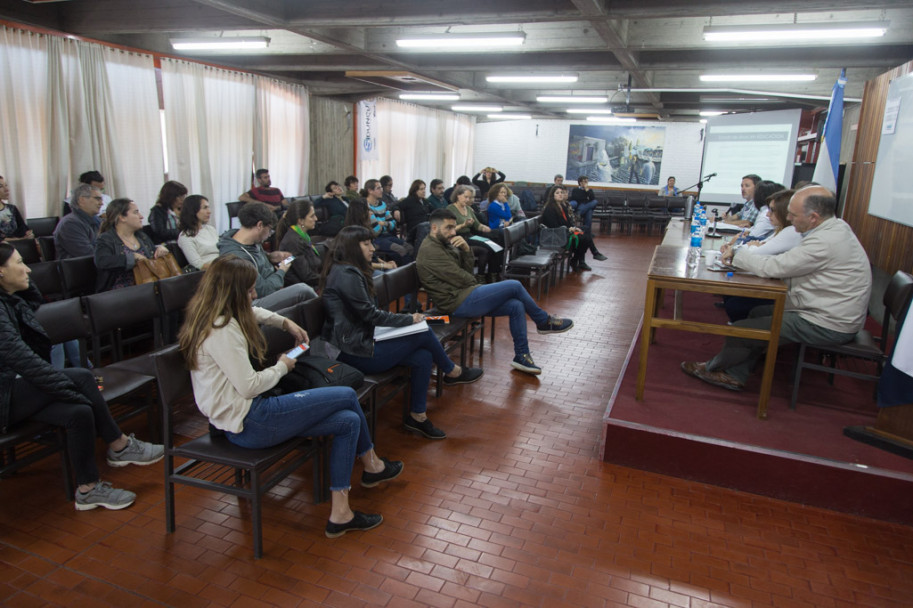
[90,196,103,201]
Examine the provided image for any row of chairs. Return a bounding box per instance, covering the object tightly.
[596,194,688,236]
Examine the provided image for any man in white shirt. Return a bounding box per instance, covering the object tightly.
[682,186,872,391]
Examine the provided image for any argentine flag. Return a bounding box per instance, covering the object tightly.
[812,69,847,193]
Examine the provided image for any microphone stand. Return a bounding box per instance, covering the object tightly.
[705,209,723,239]
[680,174,715,221]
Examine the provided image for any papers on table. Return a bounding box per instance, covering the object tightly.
[469,235,503,252]
[374,320,428,341]
[711,221,745,234]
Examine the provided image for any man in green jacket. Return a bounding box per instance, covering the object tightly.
[416,209,573,375]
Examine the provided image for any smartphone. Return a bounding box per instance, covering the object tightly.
[285,343,309,358]
[281,255,296,266]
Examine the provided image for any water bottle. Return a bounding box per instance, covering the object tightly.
[687,222,703,275]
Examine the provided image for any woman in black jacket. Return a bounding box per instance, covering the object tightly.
[320,226,482,440]
[276,199,323,289]
[0,242,163,510]
[147,180,187,244]
[397,179,433,245]
[94,198,169,292]
[540,185,596,271]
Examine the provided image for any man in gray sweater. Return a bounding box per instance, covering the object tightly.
[54,184,103,259]
[217,202,316,311]
[682,186,872,391]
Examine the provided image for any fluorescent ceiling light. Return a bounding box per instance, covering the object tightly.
[586,116,635,123]
[700,74,816,83]
[537,96,608,103]
[487,114,531,120]
[703,22,888,42]
[487,74,578,83]
[699,110,725,117]
[170,36,270,51]
[396,32,526,49]
[566,108,613,114]
[700,119,708,124]
[452,105,503,112]
[399,93,460,101]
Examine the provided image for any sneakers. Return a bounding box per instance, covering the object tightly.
[325,511,383,538]
[403,415,447,439]
[361,458,404,488]
[680,361,745,391]
[75,481,136,511]
[577,262,593,271]
[536,316,574,334]
[106,433,165,467]
[511,353,542,375]
[443,366,484,385]
[592,252,608,261]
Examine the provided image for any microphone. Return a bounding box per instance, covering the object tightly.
[704,172,717,178]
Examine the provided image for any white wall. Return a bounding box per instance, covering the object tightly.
[473,119,705,191]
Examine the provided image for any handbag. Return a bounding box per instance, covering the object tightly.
[276,356,365,394]
[133,252,182,284]
[539,225,568,250]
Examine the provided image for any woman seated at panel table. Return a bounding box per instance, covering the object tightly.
[0,242,164,511]
[94,198,169,292]
[540,185,598,272]
[719,189,801,322]
[177,195,219,271]
[320,226,483,440]
[178,255,402,538]
[275,199,323,290]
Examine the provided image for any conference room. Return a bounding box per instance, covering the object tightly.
[2,1,913,607]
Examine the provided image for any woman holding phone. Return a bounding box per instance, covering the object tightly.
[179,255,403,538]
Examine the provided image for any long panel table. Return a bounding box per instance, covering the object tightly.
[635,244,788,419]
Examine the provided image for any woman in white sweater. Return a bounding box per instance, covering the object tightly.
[178,255,403,538]
[177,195,219,270]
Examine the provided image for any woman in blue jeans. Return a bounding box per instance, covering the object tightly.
[179,255,403,538]
[320,226,483,440]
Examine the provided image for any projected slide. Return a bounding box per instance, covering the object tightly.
[699,109,801,204]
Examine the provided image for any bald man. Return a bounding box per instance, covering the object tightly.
[682,186,872,391]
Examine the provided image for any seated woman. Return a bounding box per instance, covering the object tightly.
[398,179,433,246]
[177,195,218,271]
[148,181,188,244]
[448,184,503,282]
[486,184,513,230]
[95,198,169,292]
[179,255,402,537]
[349,181,413,266]
[719,189,801,322]
[0,175,33,241]
[540,185,596,272]
[344,200,398,274]
[276,199,322,289]
[321,226,483,440]
[0,242,163,510]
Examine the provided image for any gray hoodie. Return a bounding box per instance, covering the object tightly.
[217,229,285,297]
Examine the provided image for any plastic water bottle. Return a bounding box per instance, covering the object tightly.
[687,220,703,275]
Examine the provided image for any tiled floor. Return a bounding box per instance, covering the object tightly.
[3,234,913,608]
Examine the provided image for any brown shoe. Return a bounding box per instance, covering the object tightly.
[681,361,744,391]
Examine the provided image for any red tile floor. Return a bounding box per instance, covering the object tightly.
[3,234,913,608]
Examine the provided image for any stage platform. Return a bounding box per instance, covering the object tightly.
[602,290,913,525]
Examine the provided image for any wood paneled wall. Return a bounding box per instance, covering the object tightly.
[308,97,354,195]
[844,60,913,275]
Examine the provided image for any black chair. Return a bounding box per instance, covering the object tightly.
[28,260,64,301]
[84,282,162,366]
[646,197,670,235]
[164,241,189,269]
[37,236,56,262]
[153,345,324,559]
[667,196,688,217]
[603,194,629,234]
[0,420,73,500]
[626,194,651,234]
[59,256,97,298]
[501,221,554,300]
[28,216,59,237]
[791,271,913,409]
[9,238,41,264]
[226,201,243,229]
[156,271,204,344]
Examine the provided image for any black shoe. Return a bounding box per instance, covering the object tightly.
[361,458,404,488]
[325,511,383,538]
[443,366,484,385]
[592,252,608,261]
[577,262,593,271]
[403,415,446,439]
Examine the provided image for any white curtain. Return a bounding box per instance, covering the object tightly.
[0,27,50,217]
[254,77,310,198]
[161,58,255,231]
[358,98,475,195]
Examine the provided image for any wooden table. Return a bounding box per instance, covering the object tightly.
[635,245,788,419]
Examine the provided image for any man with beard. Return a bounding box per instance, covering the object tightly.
[416,209,573,376]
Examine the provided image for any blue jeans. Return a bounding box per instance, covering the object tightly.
[50,340,85,369]
[226,386,371,492]
[569,199,599,231]
[452,280,549,356]
[338,328,455,415]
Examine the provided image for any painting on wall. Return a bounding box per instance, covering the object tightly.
[566,124,667,186]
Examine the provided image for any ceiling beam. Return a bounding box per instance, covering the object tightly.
[601,0,910,19]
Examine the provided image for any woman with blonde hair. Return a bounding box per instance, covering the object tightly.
[179,255,402,538]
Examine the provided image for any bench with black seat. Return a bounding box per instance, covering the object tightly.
[501,220,554,299]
